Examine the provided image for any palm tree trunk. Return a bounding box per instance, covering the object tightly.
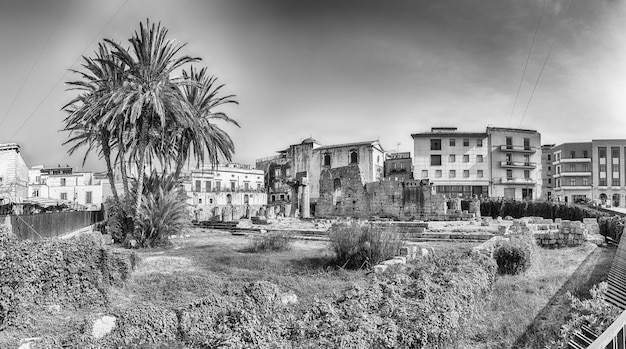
[117,130,130,196]
[134,117,150,231]
[173,138,186,180]
[101,133,120,205]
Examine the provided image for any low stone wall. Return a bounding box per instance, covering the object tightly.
[372,241,433,274]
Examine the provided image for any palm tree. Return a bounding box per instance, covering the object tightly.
[172,66,239,179]
[103,19,199,220]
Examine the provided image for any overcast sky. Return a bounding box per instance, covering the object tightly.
[0,0,625,171]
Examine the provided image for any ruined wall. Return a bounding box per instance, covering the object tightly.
[316,166,447,219]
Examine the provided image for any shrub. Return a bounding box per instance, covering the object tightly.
[245,233,293,253]
[103,196,134,244]
[553,282,621,348]
[493,234,535,275]
[329,223,402,269]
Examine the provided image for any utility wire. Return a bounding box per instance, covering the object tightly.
[0,0,70,130]
[518,0,574,128]
[8,0,129,142]
[507,0,547,127]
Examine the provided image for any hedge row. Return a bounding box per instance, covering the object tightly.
[32,253,497,348]
[0,228,137,329]
[480,200,626,242]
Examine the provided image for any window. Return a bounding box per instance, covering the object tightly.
[570,151,576,158]
[557,166,561,174]
[230,181,236,191]
[274,169,280,177]
[505,153,512,163]
[430,139,442,150]
[547,155,551,161]
[349,150,358,164]
[244,182,249,191]
[209,198,214,204]
[32,190,39,197]
[449,170,456,178]
[280,194,285,200]
[463,155,469,163]
[524,170,530,179]
[570,178,576,186]
[431,155,442,166]
[556,179,561,187]
[60,178,66,186]
[548,166,551,171]
[599,147,607,158]
[257,183,261,190]
[612,147,620,159]
[524,155,530,166]
[477,170,483,178]
[286,168,291,177]
[477,155,483,162]
[583,150,588,158]
[463,139,469,147]
[548,178,552,184]
[216,181,221,191]
[435,170,442,178]
[205,181,211,192]
[195,180,201,192]
[400,162,405,169]
[477,139,483,147]
[198,198,202,204]
[582,178,589,186]
[600,165,607,172]
[463,170,469,178]
[85,191,92,204]
[60,192,67,200]
[613,178,620,186]
[613,164,620,172]
[323,153,331,166]
[449,139,456,146]
[421,170,428,178]
[582,164,588,172]
[523,138,530,150]
[393,163,397,169]
[569,164,576,172]
[506,170,513,179]
[600,179,607,186]
[449,154,456,163]
[506,137,513,149]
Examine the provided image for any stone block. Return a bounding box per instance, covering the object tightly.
[381,259,405,266]
[373,264,388,274]
[555,218,562,223]
[583,218,597,224]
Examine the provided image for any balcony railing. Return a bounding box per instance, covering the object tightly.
[553,171,592,178]
[499,145,537,153]
[498,177,537,185]
[499,161,537,169]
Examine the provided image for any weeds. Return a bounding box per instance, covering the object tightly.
[329,223,403,269]
[244,233,294,253]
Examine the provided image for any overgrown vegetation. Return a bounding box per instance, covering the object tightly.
[481,200,626,242]
[0,231,136,330]
[493,233,535,275]
[329,223,403,269]
[245,233,294,253]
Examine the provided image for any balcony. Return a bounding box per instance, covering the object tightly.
[498,177,537,185]
[499,145,536,153]
[552,158,591,165]
[553,171,592,178]
[499,161,537,169]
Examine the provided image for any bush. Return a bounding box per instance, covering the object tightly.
[245,233,293,253]
[493,234,535,275]
[103,196,134,244]
[329,223,403,269]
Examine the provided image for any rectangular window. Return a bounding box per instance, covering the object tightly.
[205,181,211,192]
[449,139,455,146]
[463,170,469,178]
[421,170,428,178]
[463,155,469,163]
[449,154,456,163]
[449,170,456,178]
[230,181,236,191]
[524,154,530,166]
[600,164,607,172]
[60,192,67,200]
[85,191,92,204]
[257,183,262,190]
[524,170,530,179]
[506,137,513,149]
[477,139,483,147]
[613,164,620,172]
[582,164,588,172]
[430,139,442,150]
[612,147,620,159]
[274,169,280,177]
[599,147,607,158]
[523,138,530,150]
[506,169,513,179]
[435,170,442,178]
[613,178,620,186]
[477,155,483,162]
[216,181,221,191]
[570,151,576,158]
[33,190,39,197]
[244,182,249,191]
[463,139,469,147]
[548,166,551,171]
[569,164,576,172]
[583,150,588,158]
[547,154,551,161]
[400,162,405,169]
[477,170,483,178]
[557,166,561,174]
[582,178,589,186]
[195,180,201,192]
[600,179,607,186]
[570,178,576,186]
[430,155,442,166]
[60,178,66,186]
[548,178,552,184]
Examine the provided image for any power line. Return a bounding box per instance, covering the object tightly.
[0,0,70,130]
[507,0,547,127]
[8,0,129,142]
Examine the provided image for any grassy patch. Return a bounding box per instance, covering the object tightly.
[465,242,610,348]
[242,232,294,253]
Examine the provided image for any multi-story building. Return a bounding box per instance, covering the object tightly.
[0,143,29,198]
[256,138,385,215]
[549,142,592,204]
[412,126,542,200]
[541,144,555,200]
[412,127,490,197]
[592,139,626,207]
[384,152,413,180]
[27,165,105,210]
[487,127,542,200]
[184,163,266,208]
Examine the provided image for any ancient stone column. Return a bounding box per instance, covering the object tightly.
[301,177,311,218]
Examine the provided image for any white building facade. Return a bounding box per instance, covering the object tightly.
[28,165,104,210]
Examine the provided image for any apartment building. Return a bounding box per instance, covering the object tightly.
[384,152,413,180]
[0,143,29,198]
[592,140,626,207]
[541,144,555,200]
[549,142,592,204]
[412,126,542,200]
[184,163,266,207]
[412,127,490,197]
[487,127,542,200]
[27,165,105,210]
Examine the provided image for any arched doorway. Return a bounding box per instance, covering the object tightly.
[227,193,232,204]
[613,194,620,207]
[600,193,607,205]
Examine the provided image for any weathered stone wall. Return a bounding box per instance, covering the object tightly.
[195,204,265,221]
[316,166,448,220]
